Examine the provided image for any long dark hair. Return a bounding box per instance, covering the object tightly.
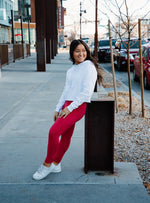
[69,39,103,85]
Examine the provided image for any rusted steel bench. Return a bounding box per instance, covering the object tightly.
[84,97,115,174]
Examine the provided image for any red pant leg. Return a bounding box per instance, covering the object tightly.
[44,101,86,164]
[53,124,75,163]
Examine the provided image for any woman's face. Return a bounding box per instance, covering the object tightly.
[73,44,87,65]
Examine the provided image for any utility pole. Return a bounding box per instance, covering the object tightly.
[94,0,98,60]
[80,2,82,39]
[94,0,98,92]
[80,2,86,39]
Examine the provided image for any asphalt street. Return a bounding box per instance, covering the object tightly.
[100,62,150,106]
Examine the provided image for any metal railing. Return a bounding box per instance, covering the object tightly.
[0,44,30,68]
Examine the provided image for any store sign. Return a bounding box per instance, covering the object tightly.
[58,7,64,29]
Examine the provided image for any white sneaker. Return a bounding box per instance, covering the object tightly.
[33,163,61,180]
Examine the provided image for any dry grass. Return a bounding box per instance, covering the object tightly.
[98,68,121,88]
[108,91,141,110]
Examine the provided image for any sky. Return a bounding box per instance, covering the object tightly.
[63,0,150,36]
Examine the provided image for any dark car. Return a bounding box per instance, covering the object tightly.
[133,44,150,89]
[113,38,147,71]
[98,39,116,62]
[89,41,95,56]
[81,37,89,45]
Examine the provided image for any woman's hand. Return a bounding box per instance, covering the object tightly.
[54,111,59,121]
[59,107,70,118]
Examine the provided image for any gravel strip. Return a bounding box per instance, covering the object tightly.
[114,106,150,195]
[100,67,150,195]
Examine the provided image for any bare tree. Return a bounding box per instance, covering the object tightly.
[108,19,118,113]
[138,19,145,117]
[68,31,76,42]
[100,0,150,115]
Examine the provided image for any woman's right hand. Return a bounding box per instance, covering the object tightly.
[53,111,59,121]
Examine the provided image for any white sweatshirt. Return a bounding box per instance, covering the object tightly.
[55,60,97,112]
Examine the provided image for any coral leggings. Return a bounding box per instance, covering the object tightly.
[45,101,86,164]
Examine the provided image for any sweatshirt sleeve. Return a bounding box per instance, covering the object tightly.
[67,62,97,112]
[55,71,69,112]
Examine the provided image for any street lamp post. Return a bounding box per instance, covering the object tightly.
[26,4,31,45]
[10,10,15,62]
[26,4,31,56]
[11,10,14,44]
[20,12,24,59]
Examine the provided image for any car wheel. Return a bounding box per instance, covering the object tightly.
[133,68,138,81]
[117,60,122,71]
[98,53,101,62]
[144,72,149,89]
[114,63,117,69]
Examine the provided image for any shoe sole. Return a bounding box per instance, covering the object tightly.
[32,169,61,180]
[51,170,61,173]
[52,168,61,173]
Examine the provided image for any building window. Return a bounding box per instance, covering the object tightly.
[0,0,4,8]
[0,8,6,20]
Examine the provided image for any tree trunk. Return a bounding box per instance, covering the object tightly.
[108,20,118,113]
[127,30,132,114]
[138,19,145,117]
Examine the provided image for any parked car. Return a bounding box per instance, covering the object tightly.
[81,37,89,45]
[98,39,116,62]
[133,44,150,89]
[89,41,95,56]
[147,38,150,43]
[113,38,147,71]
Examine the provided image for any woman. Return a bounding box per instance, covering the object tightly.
[33,39,102,180]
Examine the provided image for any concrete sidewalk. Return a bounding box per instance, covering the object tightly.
[0,51,150,203]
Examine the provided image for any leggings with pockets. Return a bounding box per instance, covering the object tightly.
[45,101,87,164]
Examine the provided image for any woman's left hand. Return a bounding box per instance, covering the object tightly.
[59,107,70,118]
